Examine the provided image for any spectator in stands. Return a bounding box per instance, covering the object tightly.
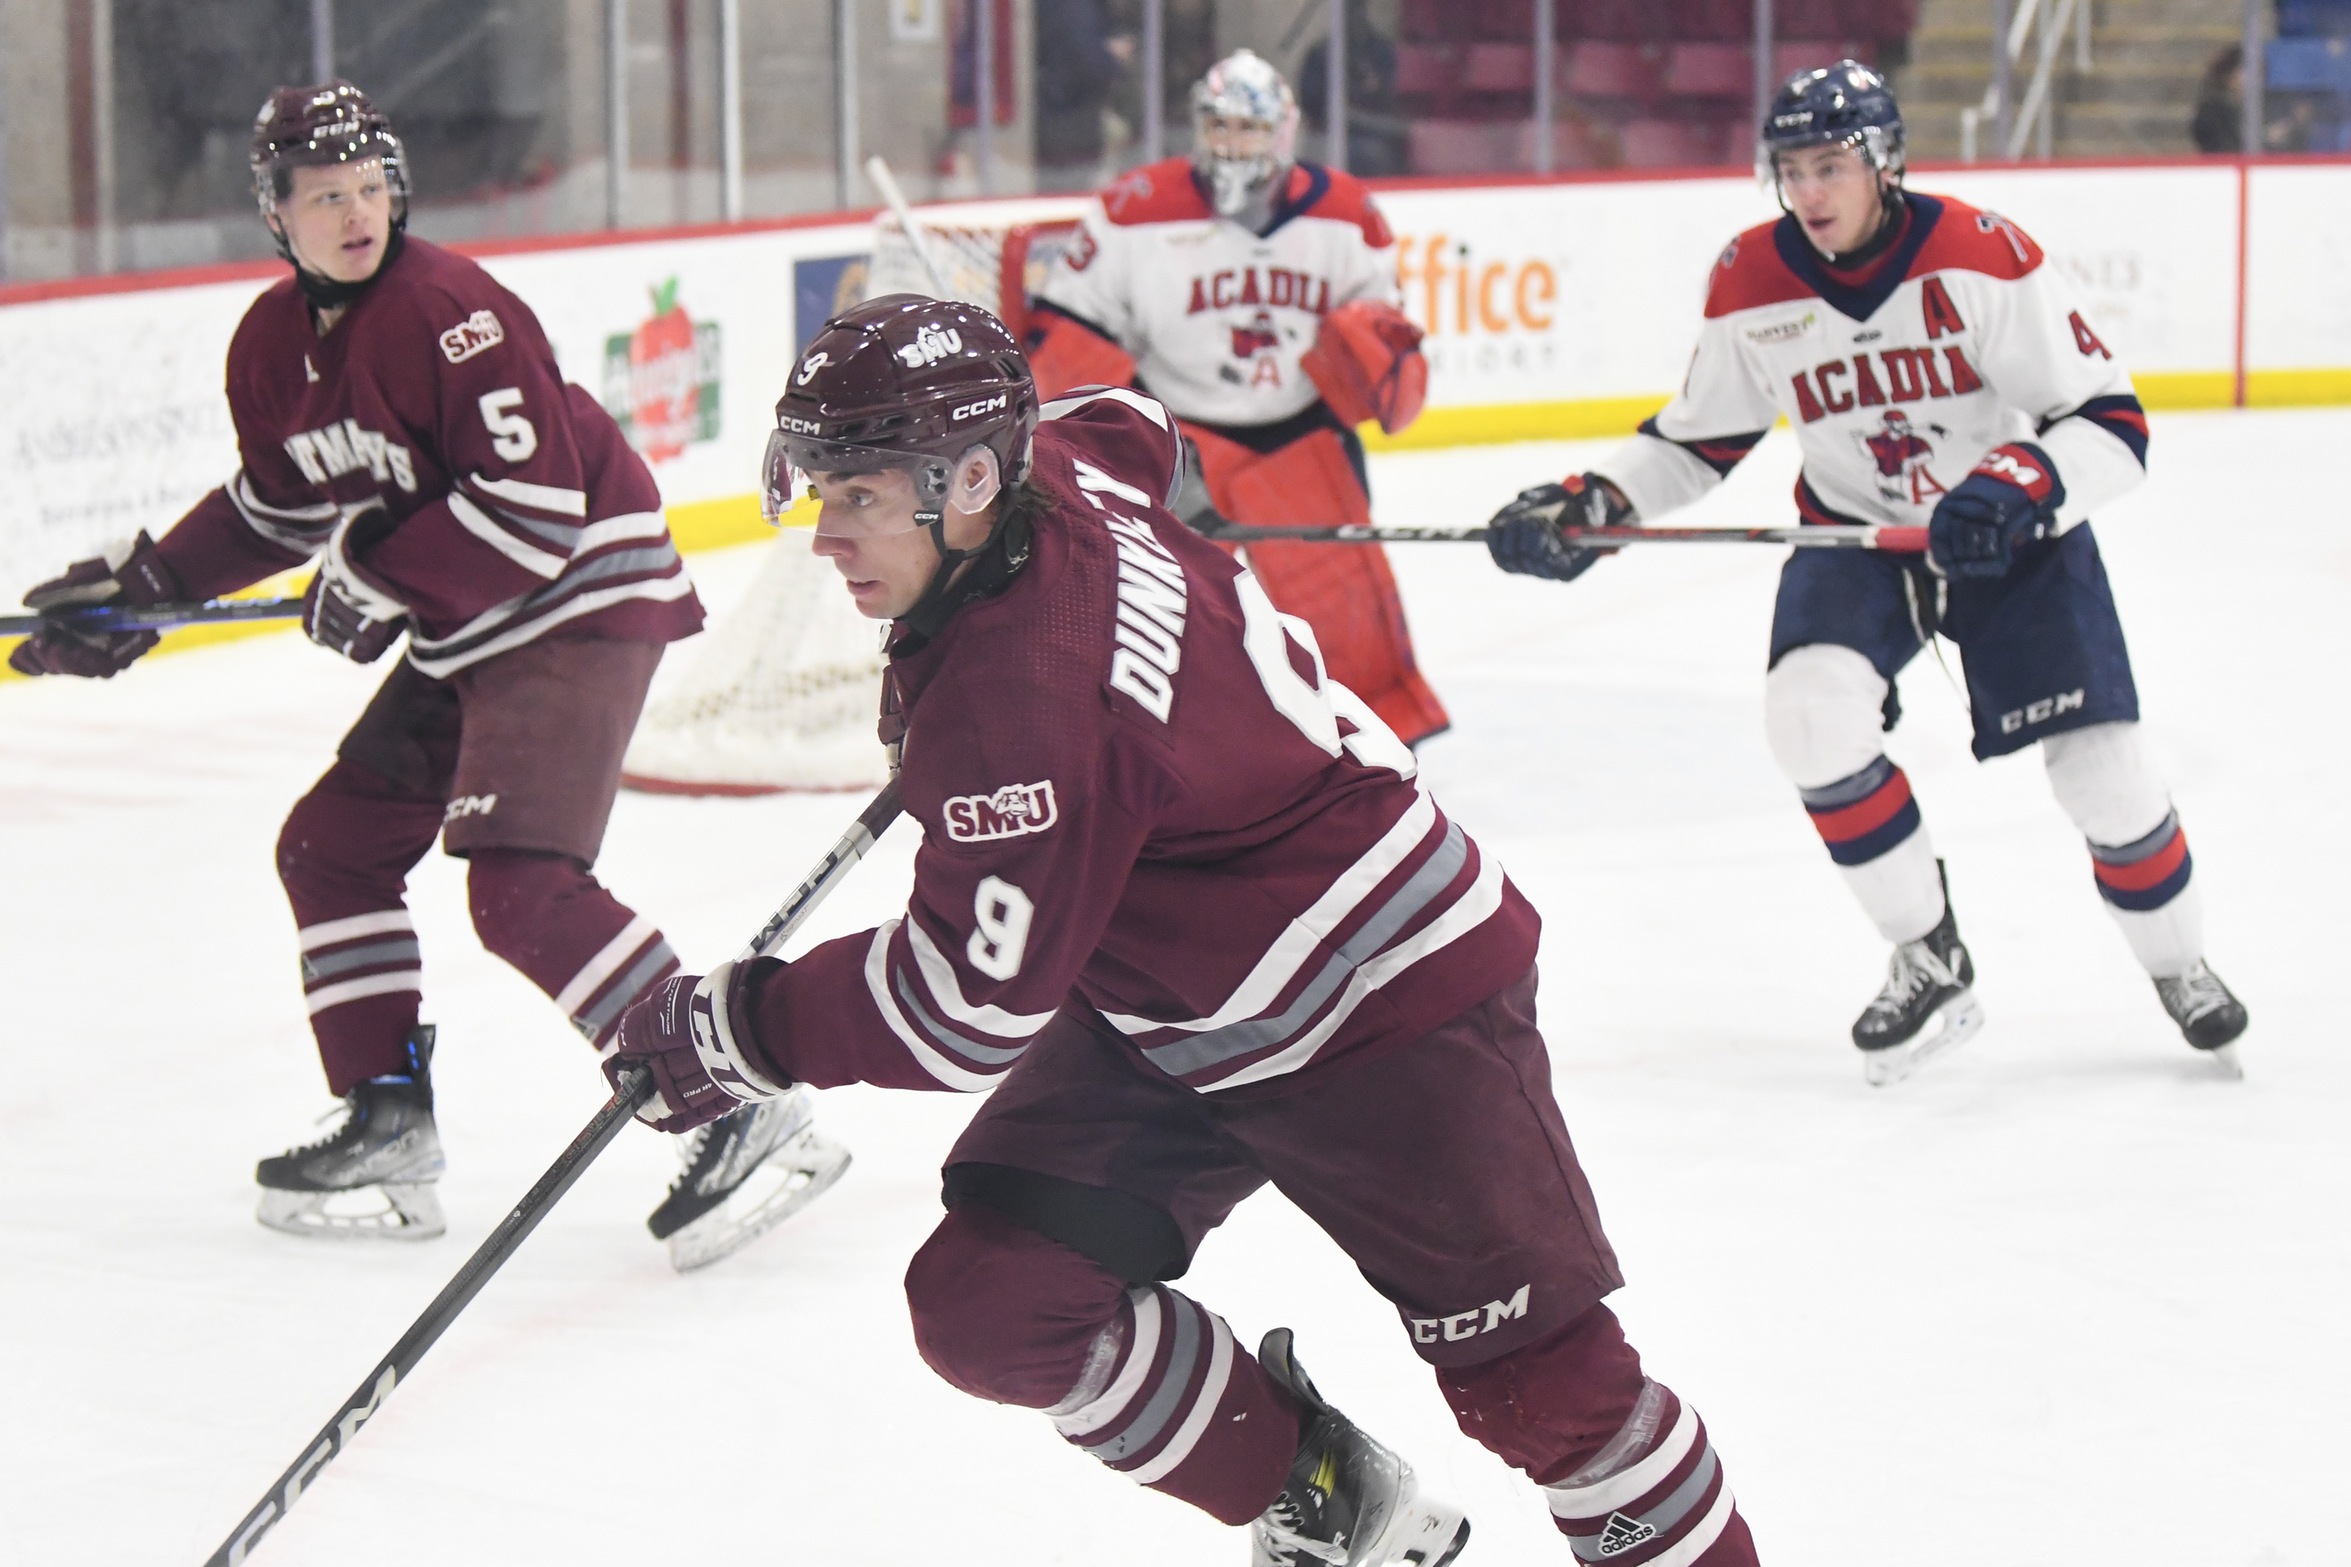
[1298,11,1409,175]
[2191,44,2314,152]
[1035,0,1139,189]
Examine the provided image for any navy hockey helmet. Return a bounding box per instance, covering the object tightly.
[1756,60,1905,202]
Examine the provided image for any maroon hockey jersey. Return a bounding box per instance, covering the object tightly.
[754,387,1540,1097]
[153,238,700,675]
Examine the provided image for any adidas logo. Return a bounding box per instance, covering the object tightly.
[1595,1511,1657,1557]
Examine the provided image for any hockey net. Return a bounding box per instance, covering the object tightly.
[620,197,1086,795]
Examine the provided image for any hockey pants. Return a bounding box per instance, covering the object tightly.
[1186,421,1451,747]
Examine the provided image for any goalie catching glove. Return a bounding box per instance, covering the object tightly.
[1300,299,1427,435]
[1483,473,1633,583]
[8,531,183,678]
[605,961,796,1133]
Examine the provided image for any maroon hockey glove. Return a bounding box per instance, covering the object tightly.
[1928,443,2064,580]
[304,510,410,663]
[7,531,181,678]
[604,960,797,1134]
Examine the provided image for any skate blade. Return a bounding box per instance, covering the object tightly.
[2201,1042,2246,1080]
[1863,991,1985,1088]
[666,1131,851,1273]
[257,1181,445,1241]
[1365,1491,1470,1567]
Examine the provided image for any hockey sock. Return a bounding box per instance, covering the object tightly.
[2043,722,2205,977]
[1045,1281,1304,1525]
[466,850,680,1049]
[1800,757,1946,943]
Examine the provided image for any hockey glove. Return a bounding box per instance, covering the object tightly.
[1928,443,2064,580]
[305,506,410,663]
[1484,473,1631,583]
[7,531,181,679]
[605,960,798,1134]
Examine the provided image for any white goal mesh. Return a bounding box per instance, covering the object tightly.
[620,197,1086,795]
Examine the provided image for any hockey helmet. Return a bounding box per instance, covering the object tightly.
[250,80,409,224]
[766,295,1037,551]
[1756,60,1905,201]
[1190,50,1298,220]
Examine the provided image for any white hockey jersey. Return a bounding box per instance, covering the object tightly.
[1031,156,1400,429]
[1598,194,2149,531]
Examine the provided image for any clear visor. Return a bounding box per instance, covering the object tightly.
[760,428,947,538]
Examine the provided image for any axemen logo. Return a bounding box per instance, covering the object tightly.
[285,419,418,492]
[1408,1284,1532,1345]
[601,277,721,464]
[943,781,1058,842]
[897,322,963,368]
[438,309,504,364]
[1857,409,1950,505]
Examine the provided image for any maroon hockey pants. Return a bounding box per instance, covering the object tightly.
[276,640,678,1093]
[903,972,1760,1562]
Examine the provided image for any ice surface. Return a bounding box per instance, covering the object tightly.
[2,410,2343,1566]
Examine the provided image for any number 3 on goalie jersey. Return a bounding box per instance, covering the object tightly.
[1235,573,1417,779]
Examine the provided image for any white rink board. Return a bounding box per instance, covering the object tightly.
[1,161,2337,605]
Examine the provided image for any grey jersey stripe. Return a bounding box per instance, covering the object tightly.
[301,938,423,985]
[894,967,1032,1067]
[1798,754,1896,810]
[1565,1444,1719,1562]
[1085,1292,1200,1463]
[410,544,684,661]
[571,941,679,1039]
[1141,822,1469,1078]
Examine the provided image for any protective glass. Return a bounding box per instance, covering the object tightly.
[760,428,946,537]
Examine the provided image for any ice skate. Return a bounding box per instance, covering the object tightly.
[1251,1328,1470,1567]
[256,1026,445,1240]
[1852,900,1982,1087]
[2154,961,2248,1077]
[649,1086,851,1272]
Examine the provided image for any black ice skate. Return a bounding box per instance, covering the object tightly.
[1852,885,1982,1087]
[2154,961,2248,1077]
[1251,1328,1470,1567]
[256,1025,445,1240]
[647,1086,851,1272]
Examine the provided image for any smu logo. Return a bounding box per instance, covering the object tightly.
[943,781,1059,843]
[438,309,505,363]
[896,322,963,369]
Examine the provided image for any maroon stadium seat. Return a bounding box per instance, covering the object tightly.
[1663,42,1752,98]
[1463,42,1536,94]
[1621,117,1734,167]
[1564,40,1666,104]
[1772,41,1851,81]
[1669,0,1752,42]
[1407,119,1522,174]
[1560,0,1654,42]
[1775,0,1843,35]
[1840,0,1916,39]
[1395,43,1462,101]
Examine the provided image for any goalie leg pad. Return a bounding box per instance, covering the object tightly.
[1198,426,1451,745]
[1301,298,1429,435]
[1025,307,1138,401]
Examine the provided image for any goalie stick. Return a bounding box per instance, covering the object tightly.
[0,596,304,638]
[202,779,905,1567]
[1199,520,1931,552]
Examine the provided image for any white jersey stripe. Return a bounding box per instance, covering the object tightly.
[553,914,660,1017]
[468,471,589,516]
[449,492,568,578]
[1050,1289,1165,1438]
[1122,1310,1234,1487]
[304,969,424,1015]
[904,917,1059,1038]
[861,921,1001,1092]
[298,909,416,952]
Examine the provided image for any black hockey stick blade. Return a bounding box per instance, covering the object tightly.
[203,1065,655,1567]
[203,780,905,1566]
[0,596,304,639]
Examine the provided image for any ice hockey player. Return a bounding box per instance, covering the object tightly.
[7,81,845,1263]
[1024,48,1450,747]
[607,294,1763,1565]
[1482,62,2248,1084]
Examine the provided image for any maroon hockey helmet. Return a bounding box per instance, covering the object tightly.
[765,294,1038,538]
[249,80,410,225]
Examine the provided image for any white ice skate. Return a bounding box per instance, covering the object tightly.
[649,1086,851,1272]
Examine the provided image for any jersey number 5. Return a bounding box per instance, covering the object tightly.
[478,388,539,462]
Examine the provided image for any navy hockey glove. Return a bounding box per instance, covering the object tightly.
[605,961,797,1134]
[304,507,410,663]
[1484,473,1631,582]
[7,531,181,679]
[1928,443,2064,580]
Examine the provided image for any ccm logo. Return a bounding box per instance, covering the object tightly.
[444,793,499,821]
[952,394,1009,422]
[778,415,823,435]
[943,781,1057,843]
[1408,1285,1531,1344]
[1999,689,2084,734]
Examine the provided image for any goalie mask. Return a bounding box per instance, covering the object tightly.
[1190,49,1298,223]
[767,295,1038,609]
[250,79,410,307]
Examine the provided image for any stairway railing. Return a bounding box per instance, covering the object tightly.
[1960,0,2094,162]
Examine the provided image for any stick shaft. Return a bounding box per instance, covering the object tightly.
[1,597,305,638]
[863,155,953,298]
[1208,522,1929,552]
[204,780,904,1567]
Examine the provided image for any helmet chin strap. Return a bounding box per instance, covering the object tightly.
[906,447,1009,625]
[270,215,407,311]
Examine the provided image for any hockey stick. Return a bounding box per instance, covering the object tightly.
[203,779,905,1567]
[1200,521,1930,552]
[864,155,956,300]
[0,596,304,638]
